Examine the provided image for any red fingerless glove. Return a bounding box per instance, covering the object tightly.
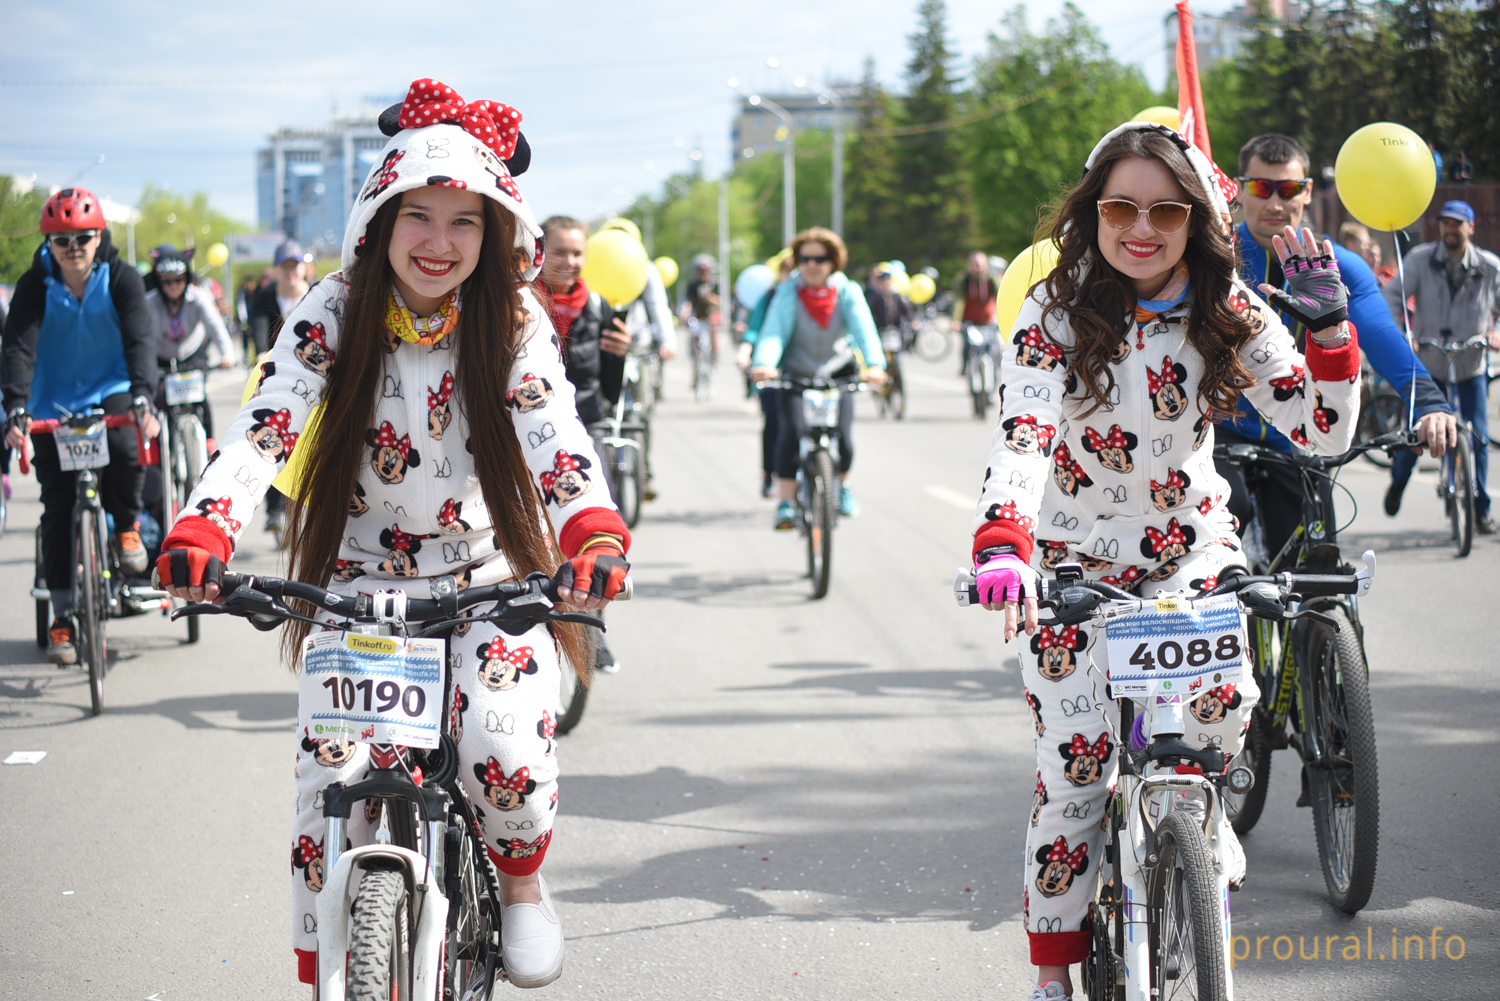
[155,547,226,589]
[556,550,630,600]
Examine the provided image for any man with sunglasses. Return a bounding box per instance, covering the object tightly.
[1216,133,1457,559]
[1,187,160,665]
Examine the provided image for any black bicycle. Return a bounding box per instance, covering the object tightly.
[175,568,628,999]
[1213,431,1409,912]
[589,352,650,530]
[873,325,907,420]
[962,322,1000,419]
[1417,333,1486,557]
[24,411,182,714]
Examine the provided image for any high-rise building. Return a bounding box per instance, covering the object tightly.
[1162,3,1304,77]
[256,116,388,253]
[731,90,859,159]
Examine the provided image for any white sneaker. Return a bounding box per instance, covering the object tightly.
[1028,981,1072,1001]
[1215,808,1247,886]
[501,874,564,988]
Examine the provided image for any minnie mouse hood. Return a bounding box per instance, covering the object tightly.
[1083,121,1239,220]
[342,78,544,279]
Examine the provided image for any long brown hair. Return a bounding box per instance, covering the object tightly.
[281,194,590,677]
[1038,128,1255,418]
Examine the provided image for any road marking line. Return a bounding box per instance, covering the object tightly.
[903,372,967,394]
[926,485,976,511]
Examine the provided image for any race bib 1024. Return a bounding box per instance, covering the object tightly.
[298,632,445,748]
[55,422,110,471]
[1104,593,1245,697]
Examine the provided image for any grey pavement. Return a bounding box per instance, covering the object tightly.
[1,349,1496,1000]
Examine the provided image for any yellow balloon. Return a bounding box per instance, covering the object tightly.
[1132,106,1180,130]
[889,270,911,296]
[582,230,651,308]
[908,273,936,305]
[205,242,229,268]
[653,255,679,287]
[598,217,642,243]
[766,247,792,275]
[996,240,1062,333]
[1335,122,1437,232]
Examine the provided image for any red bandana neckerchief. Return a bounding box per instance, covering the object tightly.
[798,284,838,329]
[543,278,589,341]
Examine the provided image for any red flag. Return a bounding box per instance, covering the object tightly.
[1174,1,1212,159]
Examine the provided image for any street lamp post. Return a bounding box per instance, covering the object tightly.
[746,94,796,246]
[766,61,844,239]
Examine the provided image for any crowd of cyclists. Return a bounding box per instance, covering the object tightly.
[2,77,1497,999]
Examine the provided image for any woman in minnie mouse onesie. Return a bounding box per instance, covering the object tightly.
[155,79,630,991]
[967,123,1359,1001]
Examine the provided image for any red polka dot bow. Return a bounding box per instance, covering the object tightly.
[482,635,534,670]
[539,450,582,492]
[1209,160,1240,205]
[1067,732,1111,760]
[1019,324,1064,359]
[1036,623,1083,651]
[1204,683,1237,704]
[205,497,242,534]
[264,409,299,452]
[1146,355,1182,394]
[387,524,421,552]
[295,835,323,865]
[437,498,460,527]
[449,684,465,729]
[1053,443,1087,480]
[1269,365,1306,396]
[1312,400,1334,433]
[1044,835,1089,871]
[1010,414,1056,449]
[301,321,334,355]
[398,78,523,162]
[1144,517,1188,554]
[480,757,531,792]
[373,421,413,461]
[1034,774,1047,798]
[1083,424,1131,451]
[539,710,556,741]
[428,372,455,409]
[1102,566,1144,588]
[1151,468,1187,492]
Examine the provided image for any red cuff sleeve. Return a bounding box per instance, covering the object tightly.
[1028,929,1092,966]
[160,516,234,565]
[1304,323,1360,383]
[296,949,316,985]
[973,521,1034,564]
[557,508,632,558]
[488,830,550,876]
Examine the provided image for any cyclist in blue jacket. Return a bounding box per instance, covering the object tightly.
[1214,134,1456,558]
[1,188,160,664]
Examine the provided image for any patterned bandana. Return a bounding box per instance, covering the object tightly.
[385,286,461,346]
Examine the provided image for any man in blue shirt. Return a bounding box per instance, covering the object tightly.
[1214,134,1456,560]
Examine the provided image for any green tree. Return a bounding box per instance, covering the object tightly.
[965,4,1153,258]
[119,185,246,269]
[843,58,904,276]
[0,177,47,284]
[625,171,763,293]
[887,0,974,280]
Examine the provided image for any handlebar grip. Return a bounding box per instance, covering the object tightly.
[219,572,247,592]
[1286,575,1360,596]
[615,576,633,601]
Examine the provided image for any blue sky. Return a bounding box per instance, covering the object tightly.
[1,0,1239,228]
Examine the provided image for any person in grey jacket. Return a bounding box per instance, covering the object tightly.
[1382,200,1500,530]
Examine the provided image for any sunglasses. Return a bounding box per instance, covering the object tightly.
[49,230,98,250]
[798,254,832,265]
[1237,177,1312,200]
[1096,199,1193,235]
[160,276,188,285]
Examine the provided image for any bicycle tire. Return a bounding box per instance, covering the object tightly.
[76,506,107,717]
[970,355,988,419]
[1301,605,1379,913]
[179,414,208,495]
[446,812,499,1000]
[1450,432,1475,557]
[1489,370,1500,449]
[1148,810,1227,1001]
[913,323,951,362]
[806,450,835,599]
[35,526,49,649]
[555,661,590,735]
[613,438,642,529]
[1226,708,1272,835]
[1356,387,1405,468]
[346,865,414,1001]
[890,363,907,420]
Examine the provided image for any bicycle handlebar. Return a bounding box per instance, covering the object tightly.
[1214,429,1418,471]
[1417,333,1490,353]
[13,412,140,475]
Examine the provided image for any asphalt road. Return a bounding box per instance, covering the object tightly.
[2,347,1496,1000]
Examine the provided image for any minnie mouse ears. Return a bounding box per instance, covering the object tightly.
[378,102,531,176]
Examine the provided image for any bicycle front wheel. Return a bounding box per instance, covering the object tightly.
[1148,809,1227,1001]
[889,361,907,420]
[35,526,49,649]
[612,437,642,529]
[1226,708,1272,835]
[346,864,414,1001]
[1450,432,1475,557]
[556,661,590,736]
[1301,605,1379,913]
[75,507,108,717]
[913,322,951,362]
[805,450,835,599]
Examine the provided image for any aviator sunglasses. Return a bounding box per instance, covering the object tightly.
[1096,199,1193,235]
[49,230,99,250]
[1237,177,1313,200]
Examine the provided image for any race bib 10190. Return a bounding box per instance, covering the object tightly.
[1104,593,1245,697]
[298,632,445,748]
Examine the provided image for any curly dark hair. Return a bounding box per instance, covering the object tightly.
[1037,127,1255,419]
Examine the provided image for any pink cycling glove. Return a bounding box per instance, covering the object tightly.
[975,552,1038,605]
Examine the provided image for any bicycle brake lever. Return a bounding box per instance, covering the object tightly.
[550,611,606,630]
[169,603,229,621]
[1283,607,1341,631]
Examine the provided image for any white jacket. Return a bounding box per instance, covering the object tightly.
[971,280,1361,579]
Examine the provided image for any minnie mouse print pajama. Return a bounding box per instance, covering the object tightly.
[972,283,1360,964]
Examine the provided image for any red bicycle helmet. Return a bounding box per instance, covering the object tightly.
[40,187,107,233]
